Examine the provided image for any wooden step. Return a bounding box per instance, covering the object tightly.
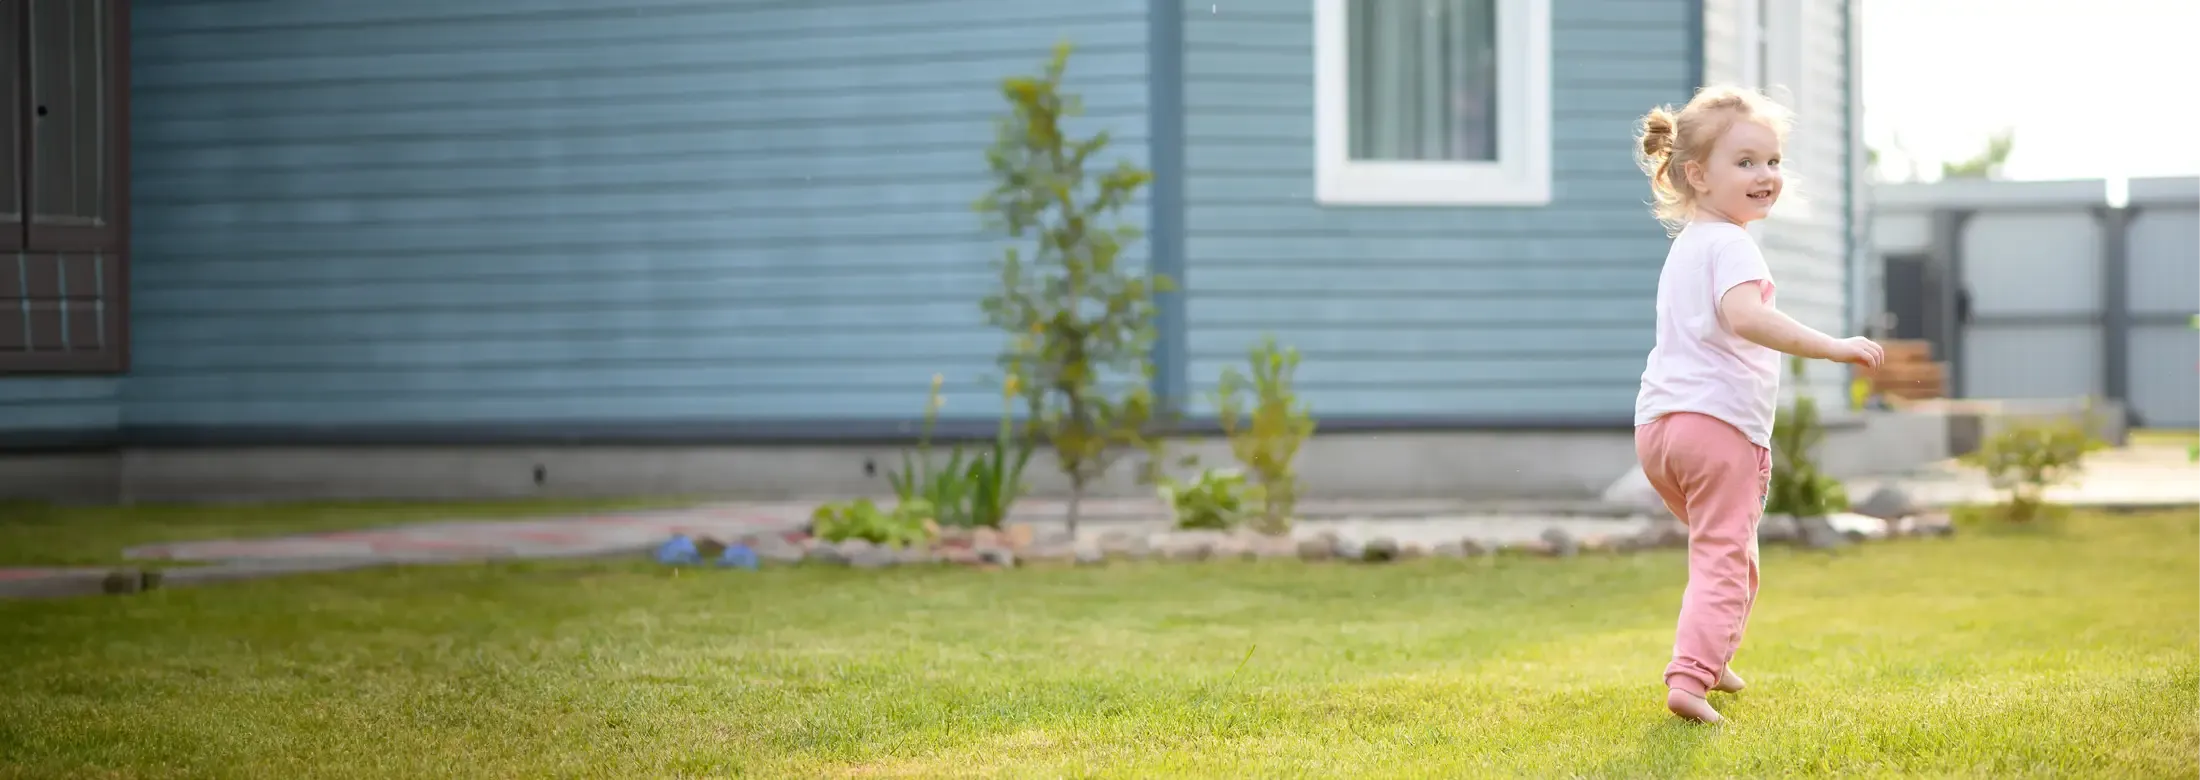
[1879,339,1936,364]
[1860,356,1949,400]
[1861,360,1947,384]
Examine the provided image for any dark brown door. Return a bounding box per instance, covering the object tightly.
[0,0,22,254]
[1,0,128,373]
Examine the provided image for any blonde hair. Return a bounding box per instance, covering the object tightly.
[1635,85,1796,235]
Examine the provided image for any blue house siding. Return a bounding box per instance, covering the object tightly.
[116,0,1150,431]
[1,0,1867,451]
[0,378,120,441]
[1177,0,1695,421]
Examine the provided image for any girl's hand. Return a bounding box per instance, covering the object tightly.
[1827,336,1884,367]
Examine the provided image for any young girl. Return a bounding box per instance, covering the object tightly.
[1631,86,1884,724]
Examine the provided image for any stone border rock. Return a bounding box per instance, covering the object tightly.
[2,487,1960,601]
[701,509,1956,571]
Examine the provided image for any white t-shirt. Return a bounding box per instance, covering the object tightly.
[1634,221,1783,449]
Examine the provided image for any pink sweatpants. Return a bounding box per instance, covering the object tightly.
[1635,411,1772,697]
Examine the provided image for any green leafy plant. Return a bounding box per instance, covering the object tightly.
[886,374,1034,529]
[886,375,976,525]
[1961,405,2108,523]
[977,41,1172,536]
[1158,466,1248,531]
[811,498,933,548]
[963,374,1036,528]
[1214,336,1316,535]
[1768,356,1850,518]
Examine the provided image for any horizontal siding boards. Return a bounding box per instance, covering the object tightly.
[1699,0,1740,84]
[1177,0,1691,419]
[124,0,1151,428]
[1,240,127,444]
[133,1,1144,65]
[1757,0,1853,400]
[135,81,1152,151]
[136,150,1070,206]
[135,193,1050,234]
[130,384,1651,427]
[127,353,1650,401]
[0,377,120,433]
[1696,0,1857,405]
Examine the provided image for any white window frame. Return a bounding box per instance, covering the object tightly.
[1738,0,1817,226]
[1738,0,1769,94]
[1738,0,1806,115]
[1312,0,1552,207]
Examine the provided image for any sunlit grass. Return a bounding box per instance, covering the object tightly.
[1,510,2192,778]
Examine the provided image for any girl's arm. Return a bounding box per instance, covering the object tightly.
[1718,281,1881,365]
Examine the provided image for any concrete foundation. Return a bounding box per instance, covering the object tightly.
[0,409,1977,505]
[0,452,122,504]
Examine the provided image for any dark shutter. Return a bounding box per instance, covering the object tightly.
[2,0,127,373]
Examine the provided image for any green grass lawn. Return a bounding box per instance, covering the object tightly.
[1,510,2193,778]
[0,497,697,567]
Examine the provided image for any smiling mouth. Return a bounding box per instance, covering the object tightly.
[1748,188,1776,205]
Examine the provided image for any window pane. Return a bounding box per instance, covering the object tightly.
[0,1,20,229]
[1346,0,1498,162]
[28,0,106,227]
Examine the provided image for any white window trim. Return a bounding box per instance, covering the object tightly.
[1312,0,1552,207]
[1738,0,1818,226]
[1738,0,1768,93]
[1738,0,1805,102]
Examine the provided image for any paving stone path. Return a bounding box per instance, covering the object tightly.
[121,501,823,566]
[1843,444,2200,509]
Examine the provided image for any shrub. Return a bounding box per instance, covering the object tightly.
[1214,336,1316,535]
[1768,356,1850,517]
[1158,466,1248,531]
[977,41,1171,536]
[1961,405,2108,523]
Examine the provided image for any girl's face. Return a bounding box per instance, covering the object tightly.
[1688,117,1784,225]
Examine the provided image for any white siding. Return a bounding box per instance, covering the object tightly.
[1703,0,1855,403]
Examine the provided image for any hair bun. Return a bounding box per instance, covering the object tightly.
[1639,107,1677,160]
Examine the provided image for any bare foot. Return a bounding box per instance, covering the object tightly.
[1714,668,1746,694]
[1667,688,1723,724]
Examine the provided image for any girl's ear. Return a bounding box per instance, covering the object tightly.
[1683,159,1709,195]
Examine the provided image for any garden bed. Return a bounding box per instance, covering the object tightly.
[678,501,1956,571]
